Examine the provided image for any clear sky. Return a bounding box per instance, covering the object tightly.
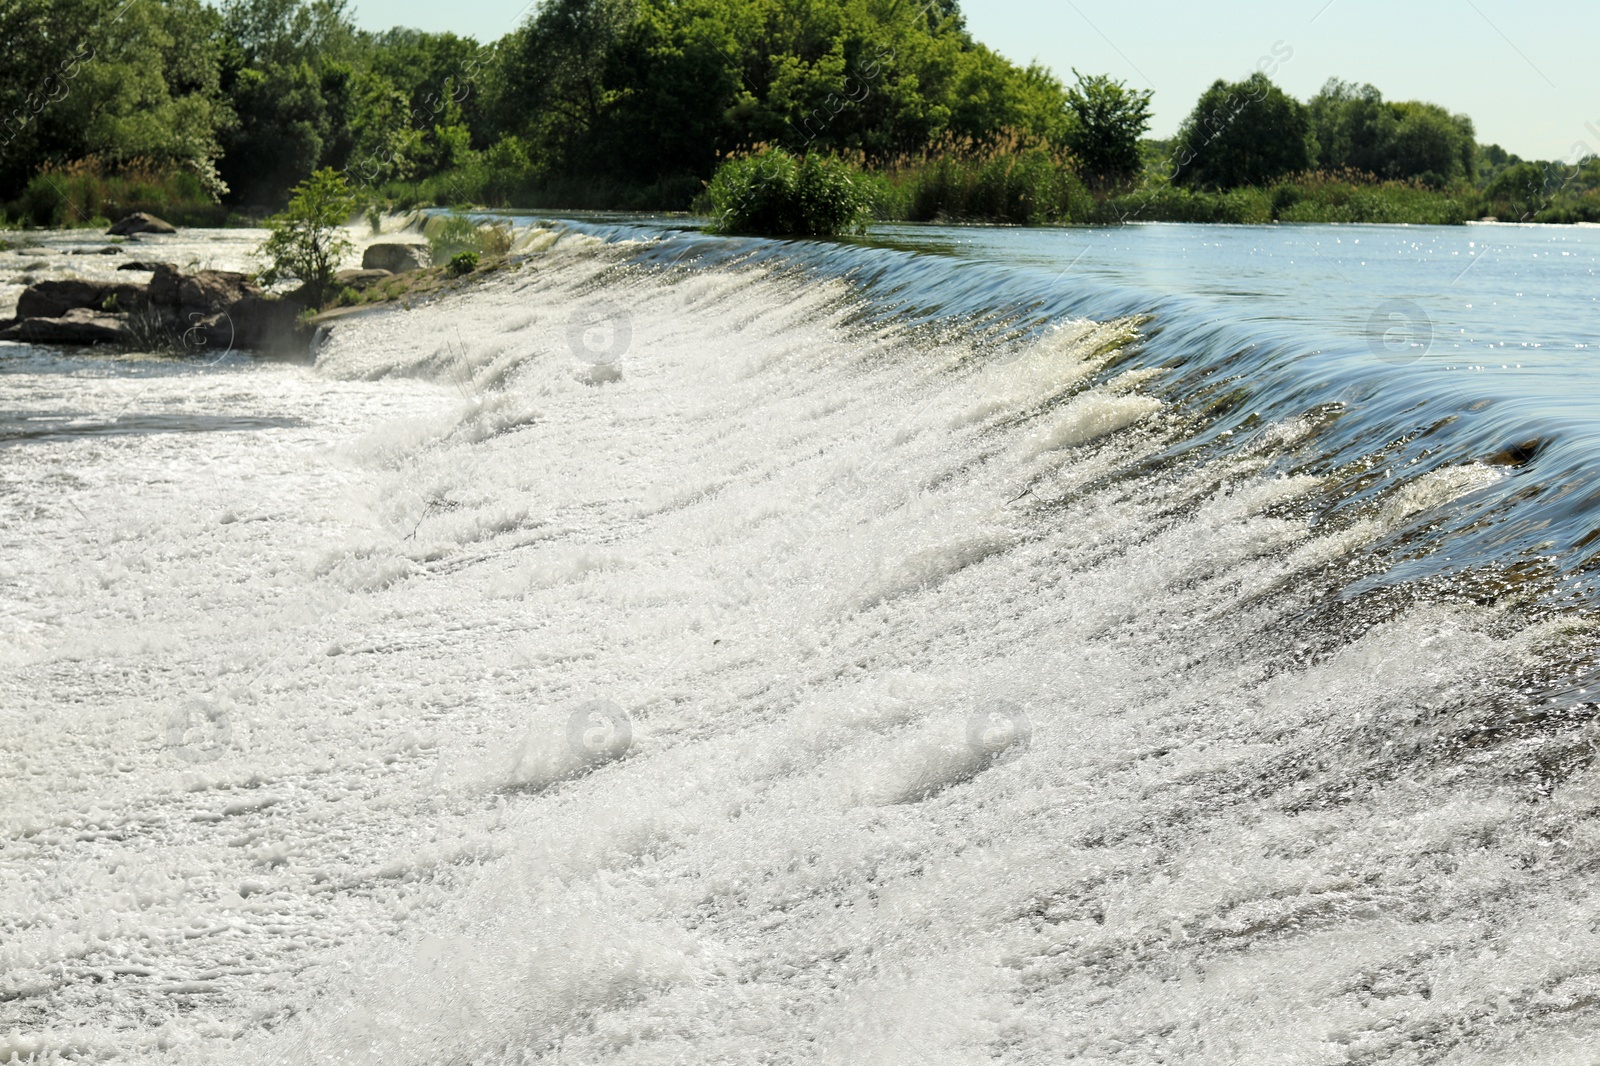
[349,0,1599,162]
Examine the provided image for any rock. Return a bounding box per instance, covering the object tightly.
[16,278,146,319]
[10,262,304,355]
[107,212,177,236]
[65,246,122,255]
[335,268,393,289]
[1,308,130,345]
[144,263,258,313]
[178,270,258,312]
[362,242,429,273]
[117,260,170,272]
[220,295,311,354]
[147,262,183,307]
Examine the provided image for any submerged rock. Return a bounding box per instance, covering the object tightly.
[107,212,177,236]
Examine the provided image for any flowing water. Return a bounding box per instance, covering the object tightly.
[3,218,1600,1064]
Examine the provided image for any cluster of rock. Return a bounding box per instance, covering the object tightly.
[0,206,435,354]
[0,264,307,353]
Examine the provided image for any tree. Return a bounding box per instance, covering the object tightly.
[1063,69,1152,190]
[0,0,232,197]
[1172,73,1310,189]
[1307,79,1475,184]
[221,0,356,69]
[1388,102,1475,184]
[1308,79,1393,173]
[219,60,330,204]
[256,167,357,306]
[1483,161,1547,221]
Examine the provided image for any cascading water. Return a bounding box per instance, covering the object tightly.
[2,219,1598,1064]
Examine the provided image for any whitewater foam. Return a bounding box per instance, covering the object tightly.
[2,221,1596,1063]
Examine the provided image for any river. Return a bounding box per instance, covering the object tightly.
[2,217,1598,1063]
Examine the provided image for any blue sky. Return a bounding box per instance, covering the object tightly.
[349,0,1599,161]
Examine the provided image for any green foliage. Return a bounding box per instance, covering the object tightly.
[0,0,231,197]
[13,157,225,227]
[256,167,357,306]
[1172,73,1311,190]
[218,60,330,205]
[0,0,1577,229]
[706,148,872,236]
[1063,69,1152,190]
[448,250,479,275]
[1482,161,1547,220]
[1098,185,1270,224]
[487,0,1076,196]
[878,140,1092,224]
[1269,171,1469,224]
[1307,79,1475,184]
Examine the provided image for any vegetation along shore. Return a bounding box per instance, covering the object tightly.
[2,0,1596,239]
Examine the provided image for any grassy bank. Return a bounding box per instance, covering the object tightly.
[6,152,1580,234]
[6,158,230,228]
[691,148,1486,234]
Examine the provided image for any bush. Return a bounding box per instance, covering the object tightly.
[1268,170,1468,224]
[256,168,359,308]
[874,134,1093,224]
[425,215,512,260]
[426,214,483,259]
[11,156,226,228]
[706,148,873,237]
[1097,185,1248,223]
[448,250,479,276]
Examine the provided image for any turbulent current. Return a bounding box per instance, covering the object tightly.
[3,218,1600,1064]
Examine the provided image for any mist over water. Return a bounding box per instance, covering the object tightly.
[3,220,1599,1063]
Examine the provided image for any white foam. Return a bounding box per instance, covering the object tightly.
[0,227,1578,1065]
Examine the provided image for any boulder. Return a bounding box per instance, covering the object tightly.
[107,212,177,236]
[362,242,429,273]
[9,263,306,355]
[117,260,171,272]
[1,308,131,345]
[16,278,146,319]
[335,268,393,289]
[178,269,258,312]
[219,295,311,353]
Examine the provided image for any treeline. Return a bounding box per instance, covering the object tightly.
[2,0,1597,227]
[1,0,1076,219]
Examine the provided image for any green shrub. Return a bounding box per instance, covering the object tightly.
[873,136,1092,225]
[426,214,482,258]
[706,148,873,237]
[1097,185,1231,223]
[12,157,225,228]
[425,215,512,260]
[256,168,359,308]
[1268,171,1468,224]
[448,250,479,276]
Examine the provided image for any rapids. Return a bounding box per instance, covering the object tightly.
[3,219,1599,1063]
